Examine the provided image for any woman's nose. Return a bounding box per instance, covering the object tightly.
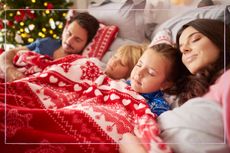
[180,44,191,54]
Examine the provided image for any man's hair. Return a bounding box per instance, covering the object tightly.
[68,12,99,45]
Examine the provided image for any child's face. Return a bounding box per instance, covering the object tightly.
[130,49,172,93]
[105,54,130,80]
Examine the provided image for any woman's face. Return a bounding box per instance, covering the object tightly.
[130,49,172,93]
[62,21,88,54]
[179,26,220,74]
[105,54,130,80]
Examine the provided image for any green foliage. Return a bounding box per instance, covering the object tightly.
[0,0,73,47]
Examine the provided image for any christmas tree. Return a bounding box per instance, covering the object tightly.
[0,0,73,50]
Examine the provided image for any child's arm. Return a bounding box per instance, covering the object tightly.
[119,133,147,153]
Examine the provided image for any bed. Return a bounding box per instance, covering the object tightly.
[0,1,229,153]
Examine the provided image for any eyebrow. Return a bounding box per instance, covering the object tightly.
[68,30,84,42]
[139,59,158,74]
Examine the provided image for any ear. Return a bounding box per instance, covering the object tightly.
[160,81,174,91]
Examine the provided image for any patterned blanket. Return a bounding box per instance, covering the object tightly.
[0,51,172,153]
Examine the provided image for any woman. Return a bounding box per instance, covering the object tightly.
[119,19,230,153]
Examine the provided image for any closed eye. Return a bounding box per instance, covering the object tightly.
[74,37,83,43]
[148,69,156,76]
[136,62,142,67]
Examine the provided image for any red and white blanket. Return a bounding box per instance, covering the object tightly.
[0,51,172,153]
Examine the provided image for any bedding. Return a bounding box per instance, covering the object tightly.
[0,52,172,153]
[151,4,226,42]
[82,23,119,60]
[158,98,230,153]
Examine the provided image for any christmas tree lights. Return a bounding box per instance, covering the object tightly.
[0,0,73,49]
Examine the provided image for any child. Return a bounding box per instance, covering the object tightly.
[127,30,183,116]
[105,44,146,80]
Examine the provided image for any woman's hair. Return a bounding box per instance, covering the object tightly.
[149,43,188,95]
[115,44,146,78]
[175,18,230,105]
[68,12,99,45]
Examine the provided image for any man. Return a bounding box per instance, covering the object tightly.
[0,12,99,82]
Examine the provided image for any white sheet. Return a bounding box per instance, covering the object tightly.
[158,97,230,153]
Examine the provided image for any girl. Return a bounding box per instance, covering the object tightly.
[127,41,185,116]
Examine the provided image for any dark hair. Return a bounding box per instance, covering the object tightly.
[175,18,230,105]
[68,12,99,46]
[150,43,189,95]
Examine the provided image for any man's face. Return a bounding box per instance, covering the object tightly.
[62,21,88,54]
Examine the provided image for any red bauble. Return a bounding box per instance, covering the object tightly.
[47,3,54,9]
[7,20,13,27]
[0,19,3,30]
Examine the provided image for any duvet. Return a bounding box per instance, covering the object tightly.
[0,51,172,153]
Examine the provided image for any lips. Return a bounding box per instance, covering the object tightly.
[132,78,142,86]
[185,54,197,63]
[63,43,73,51]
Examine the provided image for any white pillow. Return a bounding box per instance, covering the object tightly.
[159,98,230,153]
[88,0,146,43]
[152,5,226,43]
[101,37,140,64]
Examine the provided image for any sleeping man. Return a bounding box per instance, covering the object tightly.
[0,12,99,82]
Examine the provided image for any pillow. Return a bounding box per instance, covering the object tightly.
[101,37,140,64]
[82,23,119,60]
[88,0,146,43]
[151,5,226,43]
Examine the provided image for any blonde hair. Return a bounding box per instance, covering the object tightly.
[114,44,146,77]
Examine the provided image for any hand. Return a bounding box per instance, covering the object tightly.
[119,133,147,153]
[5,66,25,82]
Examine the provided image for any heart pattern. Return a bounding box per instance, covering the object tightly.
[74,84,82,91]
[110,93,120,100]
[104,95,109,101]
[58,81,66,87]
[122,99,131,106]
[49,75,58,83]
[134,103,146,110]
[94,89,102,96]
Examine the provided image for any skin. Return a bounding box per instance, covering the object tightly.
[119,24,224,153]
[61,21,88,55]
[119,25,223,153]
[130,48,172,93]
[119,48,173,153]
[119,133,146,153]
[0,20,89,82]
[178,26,220,74]
[105,54,130,80]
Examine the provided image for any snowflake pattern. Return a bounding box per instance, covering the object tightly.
[80,61,102,81]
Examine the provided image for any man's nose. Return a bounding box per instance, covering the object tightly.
[66,36,74,44]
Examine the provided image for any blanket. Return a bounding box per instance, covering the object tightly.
[0,51,172,153]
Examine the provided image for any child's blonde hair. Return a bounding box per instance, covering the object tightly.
[115,44,146,77]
